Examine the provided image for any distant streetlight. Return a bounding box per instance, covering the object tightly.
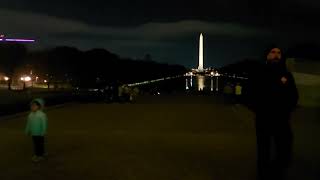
[24,76,31,82]
[20,76,31,90]
[21,76,31,82]
[4,77,9,81]
[44,80,47,83]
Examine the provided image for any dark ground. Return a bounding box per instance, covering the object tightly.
[0,94,319,180]
[0,89,74,116]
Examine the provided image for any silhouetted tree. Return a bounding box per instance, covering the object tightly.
[2,45,187,89]
[0,43,27,90]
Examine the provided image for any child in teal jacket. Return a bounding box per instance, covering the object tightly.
[25,98,48,162]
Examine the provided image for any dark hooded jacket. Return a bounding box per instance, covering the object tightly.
[243,48,299,118]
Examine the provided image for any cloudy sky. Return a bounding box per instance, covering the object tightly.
[1,0,320,67]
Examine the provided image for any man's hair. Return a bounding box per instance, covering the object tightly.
[264,44,281,58]
[264,44,287,66]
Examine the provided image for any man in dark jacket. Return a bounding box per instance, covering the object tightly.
[244,46,299,180]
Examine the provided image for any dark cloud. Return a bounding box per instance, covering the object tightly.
[1,0,319,67]
[2,0,320,27]
[1,8,273,42]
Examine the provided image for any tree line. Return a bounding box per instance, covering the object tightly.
[0,44,187,89]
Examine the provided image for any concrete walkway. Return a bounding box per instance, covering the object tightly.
[0,95,319,180]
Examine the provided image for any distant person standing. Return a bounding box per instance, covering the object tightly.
[131,87,140,103]
[235,83,242,96]
[235,83,242,104]
[223,83,234,95]
[244,46,298,180]
[118,84,124,101]
[122,85,130,102]
[25,98,48,163]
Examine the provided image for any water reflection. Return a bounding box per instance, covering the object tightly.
[185,78,189,90]
[216,76,219,91]
[140,74,246,95]
[185,75,221,92]
[197,75,205,91]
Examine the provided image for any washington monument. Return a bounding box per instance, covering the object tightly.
[198,33,204,71]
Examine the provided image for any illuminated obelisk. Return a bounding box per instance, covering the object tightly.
[198,33,204,71]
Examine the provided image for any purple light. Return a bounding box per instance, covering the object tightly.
[1,38,35,42]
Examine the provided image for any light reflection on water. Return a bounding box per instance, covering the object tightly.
[141,75,245,94]
[185,78,189,90]
[186,75,221,92]
[197,75,205,91]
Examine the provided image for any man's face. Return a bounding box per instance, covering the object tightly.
[267,48,282,62]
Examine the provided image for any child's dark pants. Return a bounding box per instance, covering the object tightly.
[32,136,45,156]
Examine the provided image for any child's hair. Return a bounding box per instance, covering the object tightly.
[31,101,41,108]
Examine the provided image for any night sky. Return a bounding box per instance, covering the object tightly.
[2,0,320,68]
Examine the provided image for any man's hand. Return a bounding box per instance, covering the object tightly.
[281,76,288,84]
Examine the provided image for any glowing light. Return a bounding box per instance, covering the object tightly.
[4,77,9,81]
[198,33,204,71]
[186,78,189,90]
[44,80,47,83]
[185,72,194,77]
[216,76,219,91]
[197,75,205,91]
[89,89,99,92]
[21,76,31,81]
[0,38,35,42]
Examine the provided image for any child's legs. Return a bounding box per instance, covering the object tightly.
[32,136,45,156]
[32,136,40,156]
[39,136,45,156]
